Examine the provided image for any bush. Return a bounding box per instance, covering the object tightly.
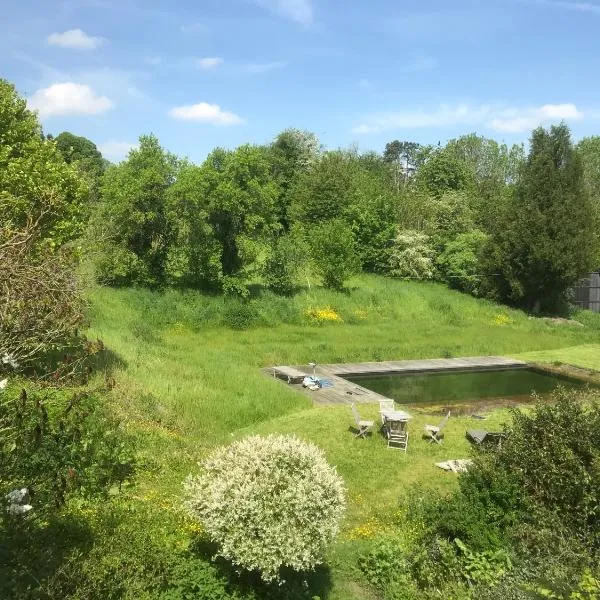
[263,233,308,296]
[309,220,360,290]
[1,220,85,372]
[221,301,260,329]
[0,385,136,514]
[185,434,346,582]
[437,230,488,295]
[388,230,435,280]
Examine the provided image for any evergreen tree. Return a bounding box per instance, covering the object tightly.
[484,123,594,312]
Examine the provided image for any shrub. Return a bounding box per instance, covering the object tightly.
[0,386,136,514]
[221,301,260,330]
[185,434,346,582]
[263,233,308,296]
[388,230,435,280]
[309,220,360,290]
[1,220,85,373]
[437,230,488,295]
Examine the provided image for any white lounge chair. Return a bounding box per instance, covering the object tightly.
[379,399,395,425]
[424,411,450,444]
[351,403,374,439]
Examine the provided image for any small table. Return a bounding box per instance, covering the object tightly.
[382,410,411,431]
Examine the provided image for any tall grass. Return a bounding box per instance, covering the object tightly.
[82,276,600,599]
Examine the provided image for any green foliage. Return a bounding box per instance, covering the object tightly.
[202,145,280,279]
[54,131,106,202]
[270,129,320,229]
[185,435,345,583]
[0,385,135,513]
[453,538,512,587]
[484,124,595,312]
[576,136,600,263]
[263,232,308,295]
[0,79,88,248]
[437,230,488,295]
[166,162,223,288]
[388,230,435,280]
[92,134,178,286]
[427,190,476,249]
[222,301,260,329]
[309,219,361,290]
[416,150,475,198]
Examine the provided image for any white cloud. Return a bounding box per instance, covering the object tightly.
[98,141,138,162]
[243,61,286,74]
[47,29,104,50]
[352,103,585,134]
[252,0,313,25]
[168,102,244,125]
[197,57,224,69]
[488,104,584,132]
[536,0,600,14]
[28,82,113,118]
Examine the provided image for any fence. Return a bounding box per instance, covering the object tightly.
[572,271,600,312]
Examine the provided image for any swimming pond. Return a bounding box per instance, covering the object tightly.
[345,368,591,410]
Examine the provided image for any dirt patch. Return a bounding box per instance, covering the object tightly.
[531,316,584,327]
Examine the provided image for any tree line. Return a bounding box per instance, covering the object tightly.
[2,76,600,324]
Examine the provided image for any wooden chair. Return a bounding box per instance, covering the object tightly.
[386,418,408,451]
[379,399,395,425]
[351,403,374,439]
[424,411,450,444]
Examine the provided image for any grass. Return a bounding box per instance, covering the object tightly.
[84,274,600,599]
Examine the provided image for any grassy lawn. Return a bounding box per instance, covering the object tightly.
[86,275,600,598]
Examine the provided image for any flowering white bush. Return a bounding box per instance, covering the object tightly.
[185,434,346,582]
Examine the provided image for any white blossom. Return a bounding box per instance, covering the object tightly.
[185,434,346,582]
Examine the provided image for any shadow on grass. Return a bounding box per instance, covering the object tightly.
[190,537,333,599]
[0,512,94,599]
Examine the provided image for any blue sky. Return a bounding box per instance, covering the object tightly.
[3,0,600,162]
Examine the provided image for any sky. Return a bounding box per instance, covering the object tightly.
[3,0,600,163]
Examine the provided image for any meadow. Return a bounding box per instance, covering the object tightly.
[84,275,600,599]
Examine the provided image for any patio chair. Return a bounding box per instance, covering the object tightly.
[351,403,374,439]
[386,418,408,451]
[424,411,450,444]
[379,399,395,425]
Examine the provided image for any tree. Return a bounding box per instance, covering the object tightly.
[444,134,525,232]
[92,134,178,286]
[388,230,435,280]
[54,131,106,202]
[201,144,280,284]
[577,136,600,263]
[0,79,88,248]
[165,162,222,288]
[416,150,475,199]
[270,129,320,229]
[384,140,421,190]
[289,150,355,223]
[290,149,398,273]
[484,124,595,312]
[309,219,361,290]
[185,435,345,583]
[437,230,488,295]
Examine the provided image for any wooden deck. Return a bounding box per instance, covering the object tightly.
[265,356,528,405]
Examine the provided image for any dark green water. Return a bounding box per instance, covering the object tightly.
[346,368,589,408]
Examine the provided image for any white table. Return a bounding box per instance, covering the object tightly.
[382,410,411,432]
